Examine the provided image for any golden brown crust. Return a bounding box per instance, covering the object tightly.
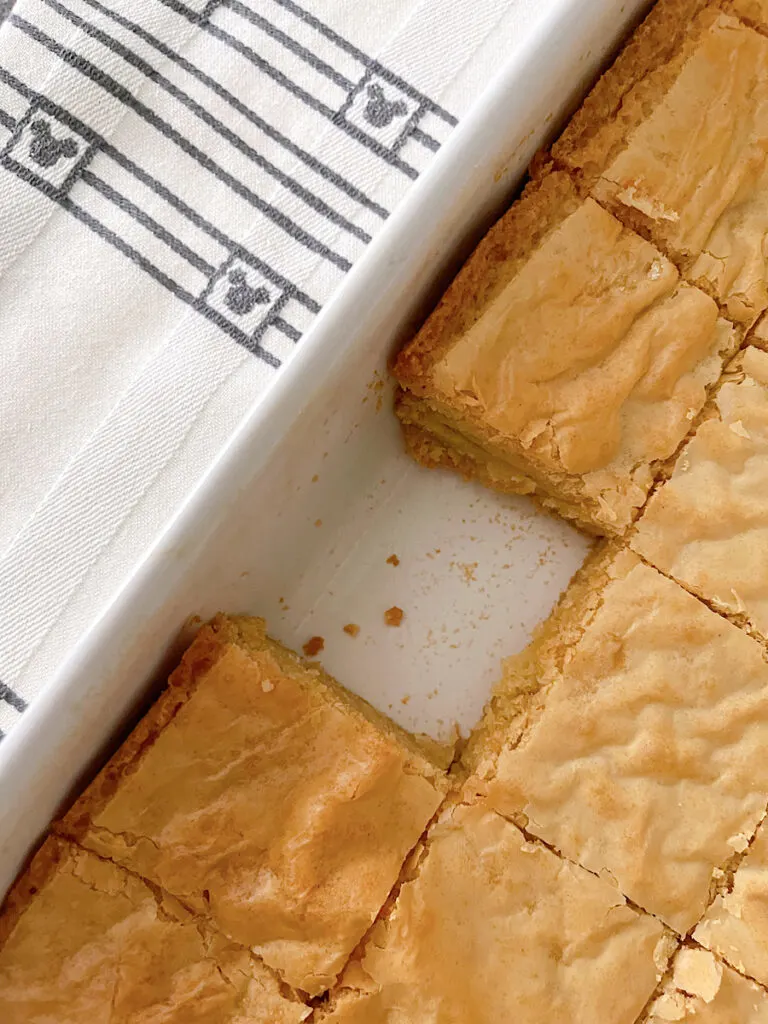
[552,0,721,183]
[461,540,618,776]
[0,836,68,953]
[54,616,447,997]
[392,172,581,391]
[476,550,768,934]
[322,800,670,1024]
[0,837,310,1024]
[57,618,228,841]
[392,158,735,535]
[726,0,768,30]
[397,413,614,537]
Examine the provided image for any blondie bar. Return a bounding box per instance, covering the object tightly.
[57,616,447,996]
[0,837,307,1023]
[633,346,768,638]
[554,0,768,326]
[465,547,768,933]
[394,172,734,535]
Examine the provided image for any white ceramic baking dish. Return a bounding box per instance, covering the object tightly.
[0,0,653,897]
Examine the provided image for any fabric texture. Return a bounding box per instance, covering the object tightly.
[0,0,537,738]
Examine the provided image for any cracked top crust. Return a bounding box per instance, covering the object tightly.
[555,5,768,325]
[695,820,768,987]
[647,947,768,1022]
[319,799,668,1024]
[0,836,307,1024]
[633,346,768,639]
[475,549,768,934]
[57,617,446,997]
[394,172,732,533]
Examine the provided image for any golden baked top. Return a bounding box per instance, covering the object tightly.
[555,4,768,325]
[58,616,446,996]
[633,346,768,638]
[321,800,669,1024]
[473,548,768,933]
[730,0,768,26]
[0,837,307,1024]
[395,172,733,533]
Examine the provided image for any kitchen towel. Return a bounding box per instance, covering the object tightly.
[0,0,544,737]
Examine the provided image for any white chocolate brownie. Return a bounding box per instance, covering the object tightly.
[465,547,768,933]
[319,799,671,1024]
[58,616,447,996]
[394,171,734,535]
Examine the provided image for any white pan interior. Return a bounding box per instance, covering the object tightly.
[0,0,652,896]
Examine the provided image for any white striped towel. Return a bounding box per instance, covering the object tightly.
[0,0,552,737]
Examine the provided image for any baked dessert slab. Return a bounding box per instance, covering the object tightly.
[57,615,448,997]
[748,310,768,352]
[318,799,671,1024]
[729,0,768,30]
[695,819,768,986]
[393,170,735,536]
[464,546,768,934]
[645,946,768,1022]
[633,346,768,639]
[0,836,308,1024]
[553,1,768,326]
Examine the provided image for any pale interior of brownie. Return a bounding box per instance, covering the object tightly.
[460,541,620,776]
[398,395,613,535]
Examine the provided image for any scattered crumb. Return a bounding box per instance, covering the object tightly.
[303,636,325,657]
[240,571,249,578]
[385,606,404,627]
[314,518,322,527]
[311,474,319,483]
[278,597,285,604]
[386,554,400,566]
[343,623,360,637]
[452,560,478,583]
[400,695,410,705]
[261,679,275,693]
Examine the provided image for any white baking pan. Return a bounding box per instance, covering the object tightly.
[0,0,653,897]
